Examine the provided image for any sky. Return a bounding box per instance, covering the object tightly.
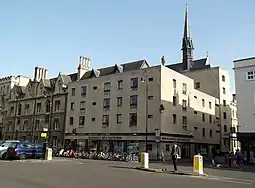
[0,0,255,92]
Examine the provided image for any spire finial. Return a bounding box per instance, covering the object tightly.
[181,4,194,71]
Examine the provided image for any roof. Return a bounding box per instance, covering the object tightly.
[81,59,149,80]
[166,58,210,72]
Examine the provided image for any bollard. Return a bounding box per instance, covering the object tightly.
[45,148,53,161]
[140,152,149,169]
[193,154,203,175]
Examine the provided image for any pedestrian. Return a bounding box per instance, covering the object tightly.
[171,144,181,171]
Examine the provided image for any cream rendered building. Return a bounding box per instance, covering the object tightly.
[0,75,29,139]
[65,57,220,160]
[4,67,76,147]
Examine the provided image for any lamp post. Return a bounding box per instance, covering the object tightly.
[141,75,148,152]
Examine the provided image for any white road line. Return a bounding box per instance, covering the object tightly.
[191,175,254,185]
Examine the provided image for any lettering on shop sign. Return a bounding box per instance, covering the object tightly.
[161,136,191,142]
[88,136,122,140]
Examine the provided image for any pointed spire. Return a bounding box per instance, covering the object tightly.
[181,4,194,71]
[183,4,191,39]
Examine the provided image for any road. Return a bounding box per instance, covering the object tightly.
[0,159,254,188]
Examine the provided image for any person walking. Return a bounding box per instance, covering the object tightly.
[171,144,181,171]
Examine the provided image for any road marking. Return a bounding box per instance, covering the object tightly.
[192,175,253,185]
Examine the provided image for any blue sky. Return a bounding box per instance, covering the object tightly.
[0,0,254,91]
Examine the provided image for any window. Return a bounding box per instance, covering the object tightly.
[210,129,212,138]
[223,100,226,106]
[71,102,75,110]
[222,75,225,82]
[130,78,138,89]
[92,118,95,121]
[54,100,60,111]
[202,128,205,137]
[117,80,123,89]
[36,103,41,113]
[182,100,187,111]
[102,115,109,127]
[173,79,176,88]
[45,102,50,113]
[104,82,111,92]
[224,125,227,132]
[130,95,137,108]
[45,114,49,122]
[117,114,122,124]
[92,102,96,105]
[24,104,29,114]
[103,98,110,109]
[166,144,170,151]
[53,118,60,130]
[17,104,22,115]
[117,97,123,107]
[173,114,177,124]
[79,116,85,127]
[173,96,177,106]
[195,82,200,89]
[182,116,187,125]
[10,106,14,116]
[182,83,187,95]
[69,117,74,125]
[71,88,75,96]
[246,71,255,80]
[222,87,226,94]
[80,101,86,111]
[35,120,40,131]
[202,99,205,107]
[194,111,197,114]
[202,113,205,122]
[194,96,197,99]
[148,77,153,82]
[223,112,227,119]
[209,102,212,109]
[209,115,212,123]
[147,144,153,151]
[129,113,137,126]
[93,86,97,90]
[81,86,87,97]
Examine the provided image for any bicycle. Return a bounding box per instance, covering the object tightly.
[126,153,139,163]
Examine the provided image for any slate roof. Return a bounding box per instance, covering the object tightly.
[166,58,210,72]
[81,59,148,80]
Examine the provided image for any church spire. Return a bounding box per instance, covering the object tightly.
[182,4,194,71]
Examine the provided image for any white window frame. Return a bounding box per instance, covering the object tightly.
[246,70,255,80]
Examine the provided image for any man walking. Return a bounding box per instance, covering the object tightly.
[171,144,181,171]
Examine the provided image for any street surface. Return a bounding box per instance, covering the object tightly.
[0,159,254,188]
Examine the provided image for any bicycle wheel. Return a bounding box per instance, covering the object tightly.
[126,155,132,162]
[133,156,139,163]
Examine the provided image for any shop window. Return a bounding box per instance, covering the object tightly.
[166,144,170,151]
[147,144,152,151]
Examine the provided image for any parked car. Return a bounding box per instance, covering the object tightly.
[7,142,44,160]
[0,140,20,159]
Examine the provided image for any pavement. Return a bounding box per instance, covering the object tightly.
[0,158,254,188]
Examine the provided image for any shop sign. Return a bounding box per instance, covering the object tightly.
[161,136,191,142]
[88,136,122,140]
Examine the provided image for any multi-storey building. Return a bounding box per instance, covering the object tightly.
[0,75,29,139]
[61,5,235,159]
[65,57,220,160]
[233,57,255,163]
[4,67,76,147]
[166,6,237,153]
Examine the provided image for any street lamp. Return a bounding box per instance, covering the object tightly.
[141,76,148,152]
